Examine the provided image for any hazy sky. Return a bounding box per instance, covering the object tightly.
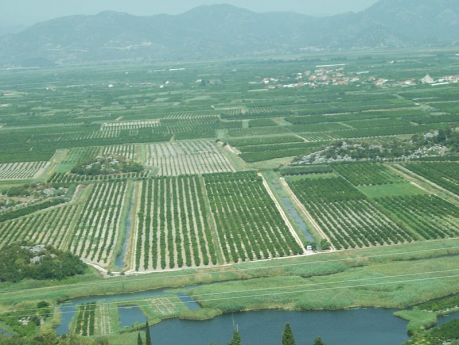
[1,0,378,26]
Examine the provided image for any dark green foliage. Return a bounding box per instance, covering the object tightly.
[406,319,459,345]
[280,165,332,176]
[137,333,143,345]
[0,243,86,282]
[0,198,67,222]
[288,176,415,249]
[313,337,326,345]
[145,322,152,345]
[376,195,459,240]
[205,172,303,263]
[333,163,402,186]
[282,324,296,345]
[405,162,459,197]
[75,304,96,336]
[228,331,241,345]
[0,333,109,345]
[417,293,459,312]
[288,176,365,203]
[319,239,331,251]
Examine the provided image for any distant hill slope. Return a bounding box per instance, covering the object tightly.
[1,0,458,66]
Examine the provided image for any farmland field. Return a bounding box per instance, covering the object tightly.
[403,162,459,196]
[0,161,50,181]
[1,50,459,342]
[145,140,235,176]
[133,176,218,271]
[68,181,129,267]
[204,172,304,262]
[286,175,415,249]
[74,304,96,336]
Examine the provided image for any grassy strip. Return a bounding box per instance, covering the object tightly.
[0,239,458,307]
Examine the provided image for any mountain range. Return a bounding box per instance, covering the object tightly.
[1,0,458,66]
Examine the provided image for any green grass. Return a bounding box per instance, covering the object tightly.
[358,182,426,199]
[395,310,438,335]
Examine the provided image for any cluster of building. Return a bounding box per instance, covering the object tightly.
[254,64,459,90]
[372,74,459,88]
[256,64,363,89]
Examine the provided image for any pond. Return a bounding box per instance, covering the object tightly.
[438,310,459,326]
[119,305,147,328]
[56,288,168,335]
[150,309,409,345]
[56,288,410,343]
[177,293,201,311]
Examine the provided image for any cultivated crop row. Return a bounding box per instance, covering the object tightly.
[0,203,80,250]
[204,172,303,263]
[404,162,459,196]
[68,181,128,266]
[146,140,234,176]
[287,176,414,249]
[101,119,160,131]
[305,199,414,249]
[101,144,137,160]
[333,163,402,186]
[289,176,364,203]
[376,195,459,240]
[162,112,218,120]
[49,171,151,184]
[134,176,218,271]
[74,303,96,336]
[0,161,49,180]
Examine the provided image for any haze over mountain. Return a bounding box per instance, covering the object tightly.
[1,0,458,66]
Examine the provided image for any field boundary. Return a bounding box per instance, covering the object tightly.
[259,173,305,253]
[279,177,335,250]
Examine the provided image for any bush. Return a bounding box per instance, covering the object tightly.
[0,243,87,282]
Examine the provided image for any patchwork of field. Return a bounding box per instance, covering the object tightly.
[287,175,414,249]
[0,182,130,269]
[0,161,49,180]
[1,52,459,279]
[101,119,160,131]
[286,163,459,250]
[403,162,459,196]
[0,171,305,272]
[133,171,304,271]
[145,140,235,176]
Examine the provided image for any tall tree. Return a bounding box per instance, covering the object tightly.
[313,337,326,345]
[282,324,296,345]
[145,321,152,345]
[137,332,143,345]
[228,330,241,345]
